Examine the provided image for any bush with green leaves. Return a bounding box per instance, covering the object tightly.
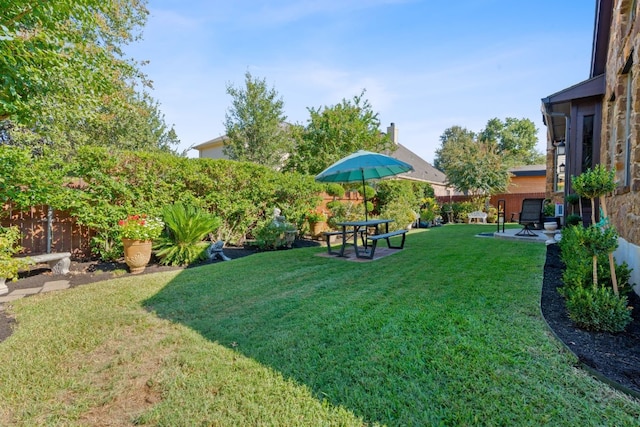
[0,145,322,260]
[379,200,417,231]
[564,285,633,333]
[153,203,222,266]
[565,213,583,227]
[419,197,440,223]
[0,226,33,280]
[326,201,362,229]
[559,225,631,293]
[450,201,475,222]
[375,180,420,214]
[253,219,297,250]
[154,203,221,266]
[325,183,345,198]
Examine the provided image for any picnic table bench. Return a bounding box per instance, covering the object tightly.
[363,229,408,259]
[323,229,367,255]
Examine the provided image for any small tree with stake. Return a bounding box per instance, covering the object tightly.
[571,165,619,295]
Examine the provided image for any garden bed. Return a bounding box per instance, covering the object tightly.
[541,244,640,396]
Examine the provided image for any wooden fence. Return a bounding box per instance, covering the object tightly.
[1,204,93,259]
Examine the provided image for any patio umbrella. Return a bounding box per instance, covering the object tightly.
[315,150,414,222]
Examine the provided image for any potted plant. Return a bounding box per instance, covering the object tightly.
[0,226,33,294]
[306,210,327,237]
[118,214,164,274]
[542,199,559,227]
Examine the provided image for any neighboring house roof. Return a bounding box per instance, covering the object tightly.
[385,143,446,185]
[192,135,227,151]
[509,164,546,177]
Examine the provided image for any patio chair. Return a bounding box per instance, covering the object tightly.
[514,198,544,236]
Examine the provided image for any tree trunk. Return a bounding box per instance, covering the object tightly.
[593,255,598,287]
[599,195,619,296]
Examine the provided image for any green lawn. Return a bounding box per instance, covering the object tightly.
[1,225,639,426]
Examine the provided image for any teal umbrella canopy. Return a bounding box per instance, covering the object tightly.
[315,150,414,222]
[315,150,414,183]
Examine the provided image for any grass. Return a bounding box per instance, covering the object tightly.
[1,225,639,425]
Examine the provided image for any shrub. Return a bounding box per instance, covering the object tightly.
[564,285,633,333]
[0,226,32,280]
[376,180,420,212]
[543,200,555,217]
[454,201,475,222]
[254,219,296,250]
[486,205,498,223]
[565,214,583,226]
[154,203,222,266]
[559,225,633,295]
[566,193,580,208]
[325,183,345,198]
[379,200,417,231]
[420,199,439,223]
[326,201,361,229]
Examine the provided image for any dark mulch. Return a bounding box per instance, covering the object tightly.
[1,239,639,397]
[541,244,640,396]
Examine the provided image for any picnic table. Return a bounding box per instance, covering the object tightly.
[328,219,407,259]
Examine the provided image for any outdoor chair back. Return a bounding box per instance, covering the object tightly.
[515,198,544,236]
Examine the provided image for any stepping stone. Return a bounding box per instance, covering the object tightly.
[41,280,71,293]
[0,294,26,303]
[11,287,41,296]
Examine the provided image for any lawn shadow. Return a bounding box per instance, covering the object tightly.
[143,244,448,425]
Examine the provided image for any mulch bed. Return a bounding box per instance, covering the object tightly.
[1,240,639,398]
[541,244,640,396]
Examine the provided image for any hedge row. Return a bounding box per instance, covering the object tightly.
[0,146,322,259]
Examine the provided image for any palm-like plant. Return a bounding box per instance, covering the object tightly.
[154,203,222,266]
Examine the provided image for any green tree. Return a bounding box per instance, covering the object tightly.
[223,72,293,169]
[433,126,476,171]
[478,117,544,165]
[0,0,177,153]
[285,90,394,175]
[434,126,510,197]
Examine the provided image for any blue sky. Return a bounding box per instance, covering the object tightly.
[126,0,596,163]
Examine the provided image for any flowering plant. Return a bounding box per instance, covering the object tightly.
[118,214,164,241]
[306,210,327,223]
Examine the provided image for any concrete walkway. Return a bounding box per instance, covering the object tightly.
[493,227,555,243]
[0,279,71,303]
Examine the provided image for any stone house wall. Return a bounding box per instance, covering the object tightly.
[600,0,640,289]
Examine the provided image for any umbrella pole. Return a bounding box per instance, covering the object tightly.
[362,171,368,249]
[362,171,368,223]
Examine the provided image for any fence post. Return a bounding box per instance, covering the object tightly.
[47,206,53,254]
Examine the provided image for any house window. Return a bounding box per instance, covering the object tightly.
[624,67,633,186]
[554,141,566,193]
[581,114,594,172]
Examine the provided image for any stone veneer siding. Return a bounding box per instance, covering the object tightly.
[601,0,640,290]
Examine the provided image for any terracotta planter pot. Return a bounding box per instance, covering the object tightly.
[310,221,326,237]
[122,239,152,274]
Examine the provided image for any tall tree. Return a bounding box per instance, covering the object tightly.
[0,0,177,152]
[223,72,293,169]
[433,126,476,171]
[478,117,544,165]
[285,90,393,175]
[434,125,510,196]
